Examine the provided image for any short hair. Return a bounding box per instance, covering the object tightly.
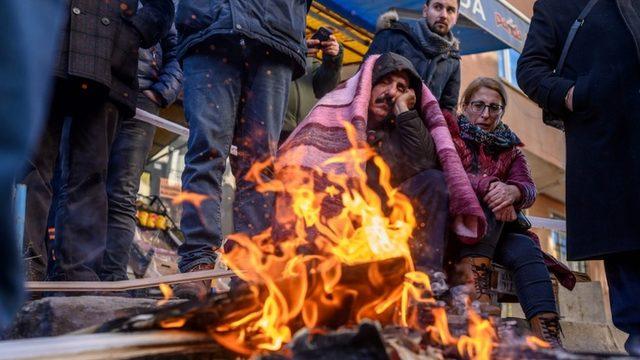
[461,77,508,108]
[425,0,461,8]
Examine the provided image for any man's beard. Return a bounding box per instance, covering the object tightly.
[427,20,449,36]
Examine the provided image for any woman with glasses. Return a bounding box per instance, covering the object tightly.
[444,77,567,346]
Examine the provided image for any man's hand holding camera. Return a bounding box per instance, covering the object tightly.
[306,35,340,58]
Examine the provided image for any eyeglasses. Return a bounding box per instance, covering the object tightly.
[468,101,504,116]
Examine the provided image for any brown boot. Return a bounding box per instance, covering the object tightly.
[455,257,501,316]
[530,313,563,348]
[173,263,216,300]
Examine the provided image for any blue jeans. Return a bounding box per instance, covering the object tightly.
[399,170,449,272]
[178,37,292,272]
[459,209,557,319]
[0,0,63,327]
[603,251,640,349]
[100,94,158,281]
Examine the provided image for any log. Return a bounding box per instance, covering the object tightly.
[25,270,236,292]
[0,331,231,360]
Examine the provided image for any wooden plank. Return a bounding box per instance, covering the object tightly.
[0,331,226,360]
[25,269,236,292]
[528,216,566,232]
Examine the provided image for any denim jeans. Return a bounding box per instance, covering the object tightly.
[178,37,292,272]
[100,94,158,281]
[399,169,449,273]
[603,251,640,344]
[459,208,557,319]
[22,81,119,281]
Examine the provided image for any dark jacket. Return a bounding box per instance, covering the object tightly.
[138,24,183,107]
[517,0,640,260]
[54,0,175,116]
[175,0,310,79]
[283,46,344,134]
[368,110,438,187]
[366,11,461,112]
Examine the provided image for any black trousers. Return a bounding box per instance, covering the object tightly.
[21,80,119,281]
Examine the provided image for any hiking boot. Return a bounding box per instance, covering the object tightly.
[173,263,216,300]
[454,257,501,316]
[530,312,563,348]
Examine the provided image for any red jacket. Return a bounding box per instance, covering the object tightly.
[444,111,576,290]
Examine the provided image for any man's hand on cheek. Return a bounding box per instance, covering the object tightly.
[393,89,416,116]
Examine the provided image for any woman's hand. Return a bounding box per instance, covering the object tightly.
[494,205,517,222]
[484,181,521,212]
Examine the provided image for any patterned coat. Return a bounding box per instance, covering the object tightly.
[54,0,175,116]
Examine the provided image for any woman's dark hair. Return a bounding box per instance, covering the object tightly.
[460,77,508,109]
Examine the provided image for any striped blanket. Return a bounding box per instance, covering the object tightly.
[276,55,486,242]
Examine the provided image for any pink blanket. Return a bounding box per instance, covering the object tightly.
[277,55,486,242]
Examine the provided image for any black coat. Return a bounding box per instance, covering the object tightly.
[54,0,175,116]
[138,24,183,107]
[366,13,461,112]
[517,0,640,260]
[175,0,311,79]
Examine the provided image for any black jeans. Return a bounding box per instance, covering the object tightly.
[459,208,557,319]
[399,169,449,273]
[178,37,292,272]
[100,94,158,281]
[22,81,119,281]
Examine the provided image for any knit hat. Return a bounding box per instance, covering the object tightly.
[371,52,423,98]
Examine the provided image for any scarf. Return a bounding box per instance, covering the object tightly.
[407,20,459,58]
[458,115,522,156]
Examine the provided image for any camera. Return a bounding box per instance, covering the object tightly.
[309,27,332,47]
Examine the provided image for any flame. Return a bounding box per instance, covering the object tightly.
[172,191,209,207]
[525,335,551,350]
[457,310,498,360]
[198,121,499,358]
[158,283,173,306]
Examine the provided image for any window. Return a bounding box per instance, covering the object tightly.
[549,214,587,274]
[497,49,521,89]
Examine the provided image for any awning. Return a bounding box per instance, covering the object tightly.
[310,0,530,62]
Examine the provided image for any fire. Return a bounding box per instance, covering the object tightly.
[525,335,551,350]
[191,121,499,358]
[158,283,173,306]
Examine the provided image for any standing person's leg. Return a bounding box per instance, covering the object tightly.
[21,89,67,281]
[175,45,242,299]
[101,95,158,281]
[49,98,119,281]
[398,169,449,273]
[230,42,291,238]
[494,232,561,346]
[603,251,640,356]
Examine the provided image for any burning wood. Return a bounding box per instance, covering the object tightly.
[102,124,570,359]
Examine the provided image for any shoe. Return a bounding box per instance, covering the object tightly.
[530,312,563,348]
[453,257,501,316]
[172,263,216,300]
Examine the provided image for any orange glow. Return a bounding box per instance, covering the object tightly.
[526,336,551,350]
[457,310,498,360]
[160,318,187,329]
[172,191,209,207]
[158,283,173,306]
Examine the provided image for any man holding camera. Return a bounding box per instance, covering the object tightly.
[280,28,343,143]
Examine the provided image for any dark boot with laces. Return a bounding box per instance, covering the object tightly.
[530,312,563,348]
[454,257,501,316]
